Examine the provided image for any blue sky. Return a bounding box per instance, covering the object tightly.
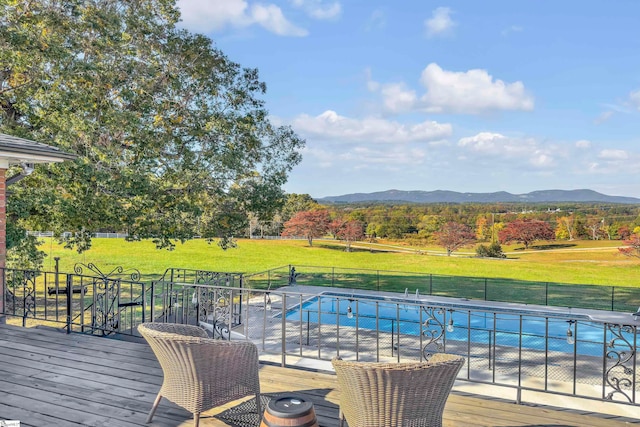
[177,0,640,199]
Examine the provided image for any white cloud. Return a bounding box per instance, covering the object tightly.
[290,110,452,143]
[587,149,640,174]
[367,64,534,115]
[599,149,629,160]
[457,132,556,169]
[177,0,307,36]
[252,4,308,36]
[575,139,592,148]
[420,63,534,114]
[379,83,417,114]
[630,90,640,111]
[291,0,341,20]
[425,7,455,37]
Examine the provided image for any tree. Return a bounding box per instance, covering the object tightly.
[618,225,631,240]
[555,216,575,240]
[499,220,554,249]
[1,0,304,263]
[475,216,491,241]
[417,214,445,241]
[328,217,344,239]
[335,220,365,252]
[586,217,605,240]
[619,234,640,259]
[281,210,330,246]
[280,193,319,222]
[434,222,476,256]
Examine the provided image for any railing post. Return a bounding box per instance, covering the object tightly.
[150,281,155,322]
[517,315,523,404]
[141,282,146,324]
[306,310,310,346]
[66,274,73,334]
[281,293,287,367]
[391,319,395,357]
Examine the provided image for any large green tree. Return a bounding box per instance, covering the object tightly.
[1,0,304,263]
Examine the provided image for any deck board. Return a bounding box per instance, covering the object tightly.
[0,322,637,427]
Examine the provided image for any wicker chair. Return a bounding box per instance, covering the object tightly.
[332,354,464,427]
[138,323,261,427]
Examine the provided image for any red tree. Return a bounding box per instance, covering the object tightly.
[619,234,640,259]
[335,220,365,252]
[618,225,631,240]
[281,210,330,246]
[499,219,554,249]
[434,222,476,256]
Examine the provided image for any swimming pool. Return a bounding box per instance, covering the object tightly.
[283,292,630,357]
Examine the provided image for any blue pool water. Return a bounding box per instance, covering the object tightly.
[283,293,629,356]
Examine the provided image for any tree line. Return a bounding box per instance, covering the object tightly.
[269,196,640,256]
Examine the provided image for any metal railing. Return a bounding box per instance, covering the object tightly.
[1,266,243,337]
[234,287,639,408]
[3,265,639,409]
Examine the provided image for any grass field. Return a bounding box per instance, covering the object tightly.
[37,237,640,288]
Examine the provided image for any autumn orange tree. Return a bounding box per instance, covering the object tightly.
[334,220,365,252]
[619,234,640,259]
[499,219,554,249]
[434,222,476,256]
[281,210,330,246]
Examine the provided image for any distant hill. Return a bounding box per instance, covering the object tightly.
[316,189,640,204]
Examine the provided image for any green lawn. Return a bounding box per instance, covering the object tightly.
[37,237,640,288]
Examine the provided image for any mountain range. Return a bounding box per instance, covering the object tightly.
[316,189,640,204]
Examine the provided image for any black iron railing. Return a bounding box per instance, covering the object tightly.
[1,266,244,338]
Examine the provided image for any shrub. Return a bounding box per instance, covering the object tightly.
[476,242,506,258]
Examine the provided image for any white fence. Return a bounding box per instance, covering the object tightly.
[27,231,129,239]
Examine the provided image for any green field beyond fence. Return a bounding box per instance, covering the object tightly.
[246,265,640,313]
[36,238,640,313]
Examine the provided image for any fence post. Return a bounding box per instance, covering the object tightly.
[429,274,433,295]
[484,278,488,300]
[611,287,615,311]
[332,267,335,287]
[377,270,380,292]
[545,282,549,306]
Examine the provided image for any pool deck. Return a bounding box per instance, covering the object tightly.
[1,321,638,426]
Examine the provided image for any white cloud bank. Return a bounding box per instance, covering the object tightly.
[425,7,455,37]
[290,110,452,143]
[177,0,308,36]
[368,63,534,115]
[458,132,556,169]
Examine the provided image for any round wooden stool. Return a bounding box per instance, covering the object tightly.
[260,395,319,427]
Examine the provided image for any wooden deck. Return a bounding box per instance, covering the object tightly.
[0,322,638,427]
